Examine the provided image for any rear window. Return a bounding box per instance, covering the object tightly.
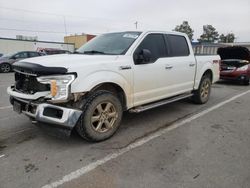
[168,35,190,57]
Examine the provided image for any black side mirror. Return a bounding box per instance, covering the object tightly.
[10,56,16,60]
[135,49,152,64]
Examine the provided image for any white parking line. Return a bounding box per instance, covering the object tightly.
[0,106,12,110]
[0,155,5,158]
[42,90,250,188]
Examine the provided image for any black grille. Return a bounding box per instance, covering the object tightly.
[15,72,50,94]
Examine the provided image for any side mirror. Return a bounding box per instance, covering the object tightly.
[10,56,16,60]
[135,49,152,64]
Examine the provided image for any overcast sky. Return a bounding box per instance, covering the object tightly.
[0,0,249,42]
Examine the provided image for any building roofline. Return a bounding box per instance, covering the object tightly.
[0,37,75,45]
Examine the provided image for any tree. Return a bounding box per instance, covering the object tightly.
[174,21,194,41]
[219,33,235,43]
[198,25,219,43]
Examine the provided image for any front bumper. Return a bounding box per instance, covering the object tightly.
[220,70,249,81]
[8,87,82,130]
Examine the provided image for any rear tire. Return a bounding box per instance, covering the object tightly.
[75,90,123,142]
[0,63,11,73]
[192,75,212,104]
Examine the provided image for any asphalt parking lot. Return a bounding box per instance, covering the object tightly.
[0,73,250,188]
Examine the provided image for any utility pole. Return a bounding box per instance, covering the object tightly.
[63,15,69,51]
[134,21,138,30]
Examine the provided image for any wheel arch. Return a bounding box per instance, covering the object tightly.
[194,68,214,90]
[90,82,127,110]
[0,62,12,72]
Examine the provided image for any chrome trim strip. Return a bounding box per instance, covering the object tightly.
[13,69,37,76]
[7,86,50,100]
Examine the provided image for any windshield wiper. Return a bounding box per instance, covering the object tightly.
[83,50,106,54]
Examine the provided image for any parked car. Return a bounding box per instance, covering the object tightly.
[218,46,250,85]
[37,48,72,55]
[0,51,45,73]
[7,31,220,141]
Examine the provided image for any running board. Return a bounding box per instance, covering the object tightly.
[129,93,193,113]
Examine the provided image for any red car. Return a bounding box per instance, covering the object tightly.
[218,46,250,85]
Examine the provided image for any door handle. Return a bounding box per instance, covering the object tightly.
[189,63,195,67]
[165,65,173,70]
[119,65,132,70]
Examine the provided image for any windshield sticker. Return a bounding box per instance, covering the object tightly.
[123,33,139,39]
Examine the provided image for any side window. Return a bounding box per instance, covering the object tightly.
[134,34,167,64]
[29,52,39,57]
[167,35,190,57]
[14,52,28,59]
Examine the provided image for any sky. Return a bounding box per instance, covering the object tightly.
[0,0,249,42]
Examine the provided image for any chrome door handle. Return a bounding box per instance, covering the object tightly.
[165,65,173,69]
[189,63,195,67]
[119,66,132,70]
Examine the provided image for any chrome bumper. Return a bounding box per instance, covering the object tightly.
[11,97,82,130]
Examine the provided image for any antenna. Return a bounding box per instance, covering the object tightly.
[63,15,69,51]
[134,21,138,30]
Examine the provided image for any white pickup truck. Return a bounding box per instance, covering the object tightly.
[7,31,220,141]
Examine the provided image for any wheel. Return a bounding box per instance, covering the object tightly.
[192,75,212,104]
[75,90,123,142]
[0,63,11,73]
[243,78,249,86]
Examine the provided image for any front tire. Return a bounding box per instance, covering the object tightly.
[76,91,123,142]
[192,75,212,104]
[243,78,249,86]
[0,63,11,73]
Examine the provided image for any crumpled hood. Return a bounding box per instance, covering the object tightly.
[18,54,119,71]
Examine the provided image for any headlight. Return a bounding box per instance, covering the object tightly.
[237,65,249,71]
[37,74,75,101]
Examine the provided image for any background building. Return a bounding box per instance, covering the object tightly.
[64,33,96,50]
[0,37,75,54]
[192,42,250,55]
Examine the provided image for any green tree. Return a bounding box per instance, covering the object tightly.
[198,25,219,43]
[219,33,235,43]
[174,21,194,41]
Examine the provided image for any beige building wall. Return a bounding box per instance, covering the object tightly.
[64,35,87,49]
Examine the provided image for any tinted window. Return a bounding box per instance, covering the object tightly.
[14,52,28,59]
[134,34,167,63]
[29,52,40,57]
[168,35,189,56]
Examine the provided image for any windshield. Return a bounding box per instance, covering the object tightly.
[2,52,16,58]
[77,32,141,55]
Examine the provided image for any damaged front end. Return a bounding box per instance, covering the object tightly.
[218,47,250,83]
[7,61,83,137]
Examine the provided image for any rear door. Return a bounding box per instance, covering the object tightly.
[165,34,196,92]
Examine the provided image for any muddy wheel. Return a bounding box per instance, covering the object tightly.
[0,63,11,73]
[192,75,212,104]
[76,90,123,142]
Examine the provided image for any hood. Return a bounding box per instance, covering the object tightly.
[0,56,10,63]
[13,54,119,75]
[217,46,250,61]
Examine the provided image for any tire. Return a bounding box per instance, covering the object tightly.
[75,90,123,142]
[192,75,212,104]
[243,78,249,86]
[0,63,11,73]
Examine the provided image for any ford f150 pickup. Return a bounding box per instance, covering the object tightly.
[7,31,220,142]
